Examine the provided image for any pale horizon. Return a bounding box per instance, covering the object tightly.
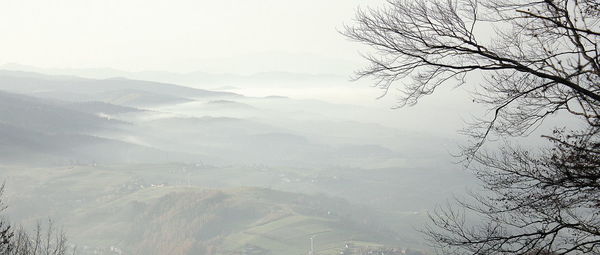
[0,0,381,74]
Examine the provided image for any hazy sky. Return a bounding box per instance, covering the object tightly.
[1,0,379,74]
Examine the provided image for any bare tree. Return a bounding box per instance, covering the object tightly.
[0,184,72,255]
[0,184,14,254]
[10,220,70,255]
[344,0,600,254]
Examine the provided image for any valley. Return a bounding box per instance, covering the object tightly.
[0,70,470,254]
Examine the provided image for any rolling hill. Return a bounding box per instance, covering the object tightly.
[64,187,400,255]
[0,90,123,133]
[0,90,201,164]
[0,70,240,107]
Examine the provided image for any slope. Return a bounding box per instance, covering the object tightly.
[65,187,400,255]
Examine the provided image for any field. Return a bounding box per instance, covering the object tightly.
[0,163,423,255]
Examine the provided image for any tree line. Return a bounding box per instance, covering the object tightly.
[0,185,73,255]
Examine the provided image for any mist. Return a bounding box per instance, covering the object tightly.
[0,1,486,255]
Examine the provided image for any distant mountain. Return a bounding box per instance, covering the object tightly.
[0,70,240,107]
[144,116,277,136]
[64,101,143,115]
[138,115,402,167]
[0,90,123,134]
[93,89,194,107]
[0,64,347,87]
[0,90,202,164]
[0,122,186,164]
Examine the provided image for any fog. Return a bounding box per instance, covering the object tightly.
[0,1,486,254]
[0,67,478,254]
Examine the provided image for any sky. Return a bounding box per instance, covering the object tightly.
[0,0,379,74]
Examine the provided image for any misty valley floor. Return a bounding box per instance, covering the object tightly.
[0,70,470,255]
